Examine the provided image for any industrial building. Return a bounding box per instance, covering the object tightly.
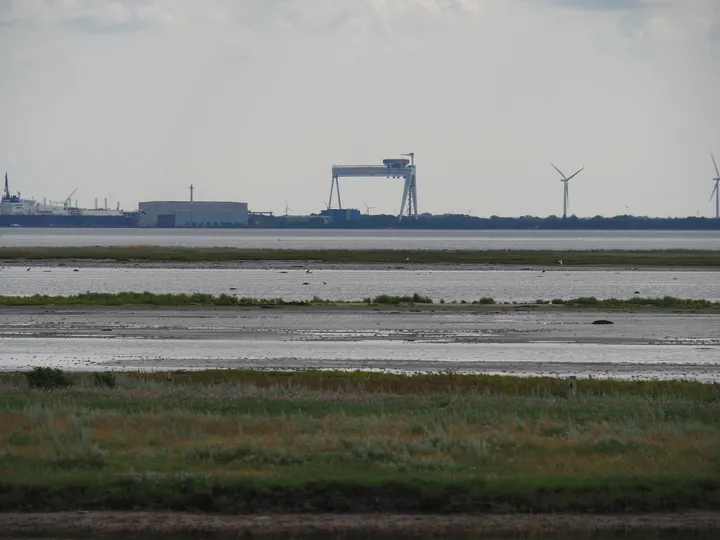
[320,208,361,223]
[138,201,249,228]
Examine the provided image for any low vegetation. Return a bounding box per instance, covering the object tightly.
[24,367,73,390]
[0,369,719,513]
[1,246,720,266]
[0,292,717,310]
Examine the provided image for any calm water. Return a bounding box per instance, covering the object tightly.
[2,228,720,250]
[3,266,719,302]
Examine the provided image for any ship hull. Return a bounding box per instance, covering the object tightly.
[0,214,139,228]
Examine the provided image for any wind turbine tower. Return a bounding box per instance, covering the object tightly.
[711,153,720,219]
[551,163,585,219]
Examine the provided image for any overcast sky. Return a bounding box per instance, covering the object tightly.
[1,0,719,218]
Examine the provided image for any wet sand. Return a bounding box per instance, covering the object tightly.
[4,258,719,272]
[1,306,719,380]
[1,304,718,345]
[2,511,720,535]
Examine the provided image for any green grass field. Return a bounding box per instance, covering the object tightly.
[1,370,719,513]
[2,246,720,266]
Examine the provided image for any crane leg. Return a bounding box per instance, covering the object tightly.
[399,175,411,222]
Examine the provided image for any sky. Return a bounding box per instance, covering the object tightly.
[1,0,719,218]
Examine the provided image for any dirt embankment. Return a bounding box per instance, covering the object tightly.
[2,511,720,536]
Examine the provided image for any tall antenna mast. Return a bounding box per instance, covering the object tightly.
[189,184,194,203]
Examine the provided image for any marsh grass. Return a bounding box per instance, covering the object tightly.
[1,370,719,512]
[2,246,720,266]
[0,292,718,310]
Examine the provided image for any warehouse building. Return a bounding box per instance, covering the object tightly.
[138,201,249,228]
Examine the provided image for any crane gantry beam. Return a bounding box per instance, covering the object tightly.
[328,155,418,220]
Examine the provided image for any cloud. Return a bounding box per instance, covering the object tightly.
[551,0,662,10]
[0,0,488,34]
[1,0,716,46]
[540,0,720,43]
[0,0,220,32]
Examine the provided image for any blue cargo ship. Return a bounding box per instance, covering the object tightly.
[1,173,139,228]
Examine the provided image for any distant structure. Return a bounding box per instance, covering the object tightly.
[329,153,418,220]
[711,153,720,219]
[321,208,362,223]
[189,184,195,203]
[138,200,248,228]
[2,173,12,202]
[551,163,585,219]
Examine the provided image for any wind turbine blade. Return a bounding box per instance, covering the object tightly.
[711,183,718,203]
[566,167,585,181]
[712,153,720,177]
[551,163,567,180]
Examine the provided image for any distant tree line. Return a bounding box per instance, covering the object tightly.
[250,214,720,230]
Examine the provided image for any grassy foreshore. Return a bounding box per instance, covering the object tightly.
[0,291,717,310]
[1,369,719,514]
[2,246,720,266]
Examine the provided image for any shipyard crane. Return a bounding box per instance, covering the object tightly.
[401,153,415,166]
[329,153,418,220]
[63,189,78,208]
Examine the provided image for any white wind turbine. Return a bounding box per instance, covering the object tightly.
[710,153,720,219]
[551,163,585,219]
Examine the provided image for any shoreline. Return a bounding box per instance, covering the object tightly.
[2,511,720,535]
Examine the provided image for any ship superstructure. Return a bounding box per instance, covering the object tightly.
[1,173,139,227]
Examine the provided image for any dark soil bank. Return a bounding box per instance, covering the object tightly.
[3,511,720,536]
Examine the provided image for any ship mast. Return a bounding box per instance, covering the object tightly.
[3,173,9,200]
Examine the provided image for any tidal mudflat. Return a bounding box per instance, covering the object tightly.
[1,306,719,380]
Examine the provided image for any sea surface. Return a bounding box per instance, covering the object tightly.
[2,266,719,302]
[2,228,720,250]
